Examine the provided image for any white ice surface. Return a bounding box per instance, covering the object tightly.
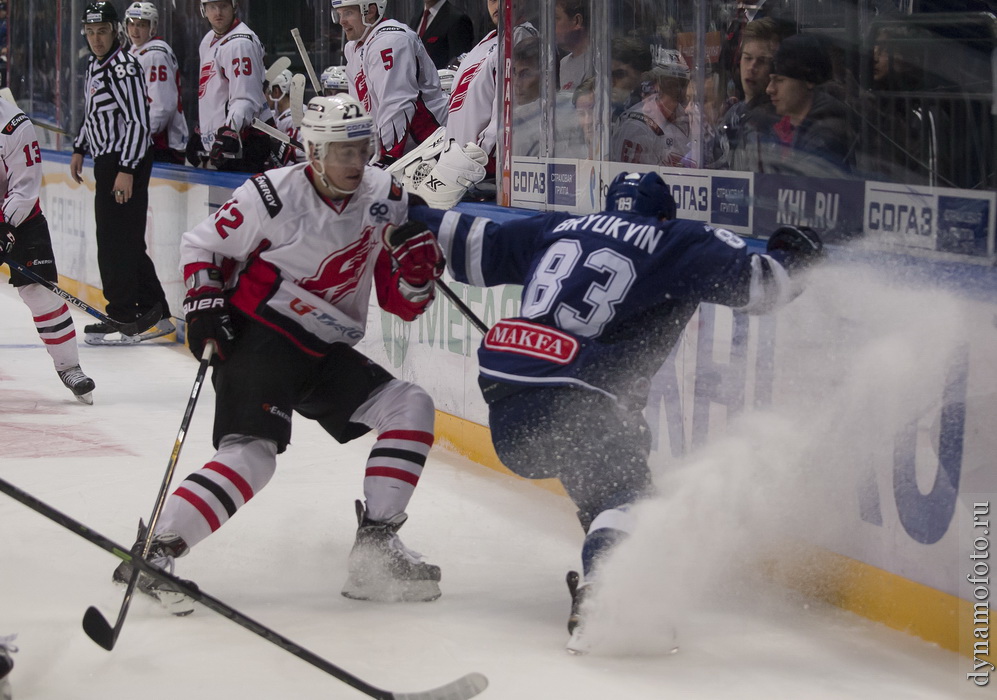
[0,283,969,699]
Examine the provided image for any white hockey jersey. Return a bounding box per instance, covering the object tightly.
[0,99,42,226]
[130,38,189,152]
[344,19,448,161]
[611,97,691,167]
[274,107,303,164]
[197,19,267,151]
[180,164,410,356]
[446,29,497,157]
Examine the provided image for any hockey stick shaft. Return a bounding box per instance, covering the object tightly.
[252,118,304,150]
[0,253,160,336]
[435,280,488,335]
[291,28,322,95]
[0,477,487,700]
[83,343,216,650]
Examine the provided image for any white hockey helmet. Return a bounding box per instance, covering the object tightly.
[437,69,457,96]
[330,0,386,27]
[268,69,293,101]
[125,1,158,31]
[651,47,690,80]
[321,65,349,95]
[300,94,374,157]
[200,0,238,18]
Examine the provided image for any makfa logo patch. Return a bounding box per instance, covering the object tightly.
[483,319,579,365]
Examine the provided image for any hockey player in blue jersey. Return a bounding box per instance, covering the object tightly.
[406,170,823,650]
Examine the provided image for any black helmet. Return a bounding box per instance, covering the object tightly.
[83,1,120,24]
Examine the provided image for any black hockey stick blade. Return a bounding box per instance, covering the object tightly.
[82,343,215,651]
[0,252,161,336]
[435,280,488,335]
[0,477,488,700]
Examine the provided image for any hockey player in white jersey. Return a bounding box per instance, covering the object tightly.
[0,98,95,404]
[321,65,349,96]
[191,0,270,172]
[125,2,188,164]
[331,0,448,166]
[111,95,446,610]
[265,69,303,165]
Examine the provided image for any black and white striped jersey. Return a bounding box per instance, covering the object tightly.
[73,43,151,172]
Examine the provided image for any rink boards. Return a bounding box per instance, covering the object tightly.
[32,151,996,658]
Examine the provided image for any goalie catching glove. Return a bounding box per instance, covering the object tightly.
[384,221,445,303]
[410,139,488,210]
[182,266,235,360]
[766,225,824,273]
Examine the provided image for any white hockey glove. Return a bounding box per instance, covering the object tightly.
[411,140,488,210]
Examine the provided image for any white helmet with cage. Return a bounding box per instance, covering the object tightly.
[320,66,349,95]
[301,94,375,194]
[329,0,386,27]
[437,69,457,96]
[199,0,238,18]
[125,2,158,32]
[268,69,293,102]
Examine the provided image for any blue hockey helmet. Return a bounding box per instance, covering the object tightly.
[605,171,677,220]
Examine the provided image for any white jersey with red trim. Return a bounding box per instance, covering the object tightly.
[197,19,267,151]
[130,38,189,152]
[446,29,497,156]
[611,97,691,167]
[0,99,41,226]
[180,164,409,351]
[344,18,448,161]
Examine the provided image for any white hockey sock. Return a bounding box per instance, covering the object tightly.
[157,435,278,548]
[350,380,435,522]
[18,284,80,370]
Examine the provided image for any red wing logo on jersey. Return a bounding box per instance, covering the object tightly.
[448,60,483,114]
[354,71,371,112]
[198,63,216,99]
[299,226,376,303]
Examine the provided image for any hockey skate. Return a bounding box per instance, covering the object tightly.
[565,570,592,655]
[57,365,95,405]
[0,634,15,700]
[112,520,195,616]
[85,316,175,346]
[341,500,442,602]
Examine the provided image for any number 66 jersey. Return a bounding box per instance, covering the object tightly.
[180,163,416,357]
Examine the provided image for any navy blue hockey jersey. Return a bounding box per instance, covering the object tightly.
[412,206,798,405]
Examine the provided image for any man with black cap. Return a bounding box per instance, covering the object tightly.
[760,33,855,175]
[70,1,174,345]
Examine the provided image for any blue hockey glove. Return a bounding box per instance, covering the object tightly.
[766,225,824,273]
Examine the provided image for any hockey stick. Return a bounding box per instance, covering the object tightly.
[82,342,216,650]
[290,28,322,95]
[289,73,306,128]
[0,253,161,336]
[435,280,488,335]
[264,56,292,86]
[252,118,304,150]
[0,477,489,700]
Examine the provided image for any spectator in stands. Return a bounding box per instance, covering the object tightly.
[760,33,856,176]
[189,0,271,172]
[556,0,591,92]
[511,37,542,156]
[409,0,474,70]
[332,0,449,166]
[610,49,691,167]
[610,37,652,122]
[0,3,7,50]
[573,76,596,159]
[125,2,188,164]
[720,17,786,171]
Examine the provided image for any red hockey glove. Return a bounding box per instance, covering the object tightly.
[209,126,242,170]
[384,221,444,299]
[183,288,235,361]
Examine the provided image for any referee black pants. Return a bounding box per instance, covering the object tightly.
[93,152,169,324]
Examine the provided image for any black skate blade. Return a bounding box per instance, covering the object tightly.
[118,303,163,336]
[82,605,117,651]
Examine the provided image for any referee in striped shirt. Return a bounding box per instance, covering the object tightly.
[70,1,172,344]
